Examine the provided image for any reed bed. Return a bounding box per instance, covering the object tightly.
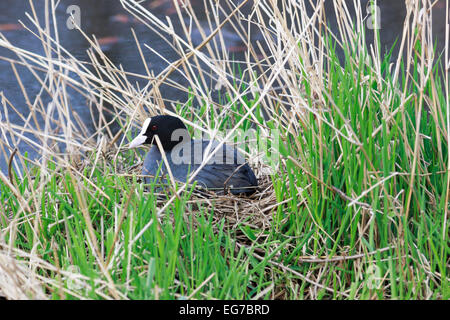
[0,0,448,299]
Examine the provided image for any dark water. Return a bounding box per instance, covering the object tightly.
[0,0,448,173]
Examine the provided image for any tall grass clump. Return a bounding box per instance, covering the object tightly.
[0,0,448,299]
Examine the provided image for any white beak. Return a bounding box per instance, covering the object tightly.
[129,118,152,149]
[129,134,147,148]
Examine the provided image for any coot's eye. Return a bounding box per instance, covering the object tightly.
[151,125,158,131]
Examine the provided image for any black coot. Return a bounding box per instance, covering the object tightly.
[129,115,258,195]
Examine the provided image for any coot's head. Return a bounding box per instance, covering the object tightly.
[129,115,189,150]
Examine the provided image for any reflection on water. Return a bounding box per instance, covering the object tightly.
[0,0,448,173]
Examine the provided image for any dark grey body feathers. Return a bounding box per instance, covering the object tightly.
[142,140,257,195]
